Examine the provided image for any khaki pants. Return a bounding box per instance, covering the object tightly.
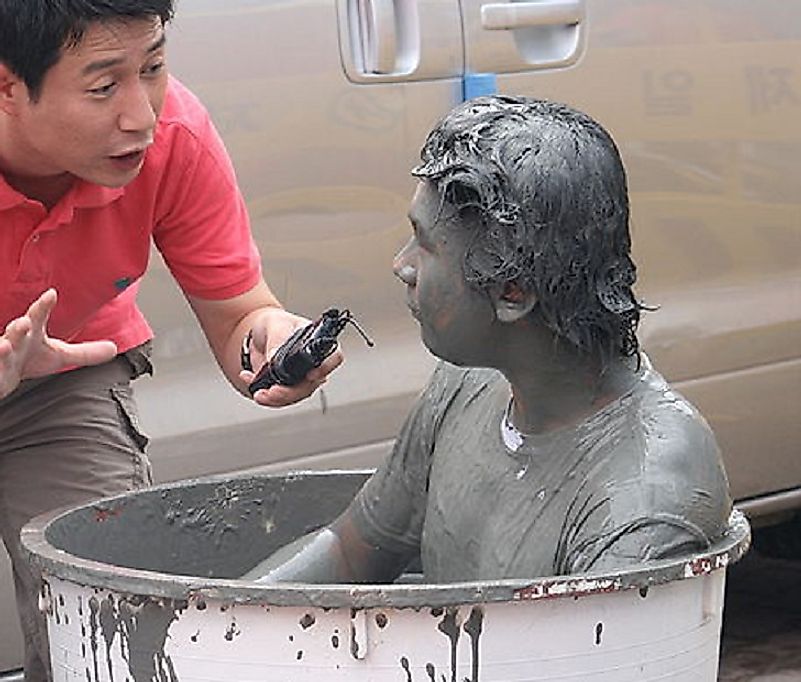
[0,346,153,682]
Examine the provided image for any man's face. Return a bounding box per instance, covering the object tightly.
[393,181,498,366]
[10,17,168,187]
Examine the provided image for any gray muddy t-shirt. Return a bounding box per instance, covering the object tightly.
[352,359,731,582]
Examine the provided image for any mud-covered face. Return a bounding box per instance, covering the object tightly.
[393,181,498,366]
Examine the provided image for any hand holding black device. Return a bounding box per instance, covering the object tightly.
[241,308,373,396]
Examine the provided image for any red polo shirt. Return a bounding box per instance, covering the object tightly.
[0,76,262,354]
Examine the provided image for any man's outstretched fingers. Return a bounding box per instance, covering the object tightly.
[3,317,32,345]
[49,338,118,369]
[25,288,58,334]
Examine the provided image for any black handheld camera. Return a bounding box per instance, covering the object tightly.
[242,308,373,396]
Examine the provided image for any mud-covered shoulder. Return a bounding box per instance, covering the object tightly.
[611,366,732,540]
[558,365,733,573]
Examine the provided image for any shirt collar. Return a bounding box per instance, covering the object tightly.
[69,180,126,209]
[0,174,29,211]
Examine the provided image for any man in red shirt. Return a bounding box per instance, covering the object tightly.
[0,2,341,679]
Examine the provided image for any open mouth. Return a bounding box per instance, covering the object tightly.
[111,149,145,160]
[114,150,142,159]
[109,149,146,170]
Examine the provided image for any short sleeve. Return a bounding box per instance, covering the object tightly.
[351,363,459,555]
[562,516,713,574]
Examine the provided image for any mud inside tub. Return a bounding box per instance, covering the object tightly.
[42,471,375,579]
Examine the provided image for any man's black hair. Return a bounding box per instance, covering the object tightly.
[0,0,174,100]
[413,95,645,362]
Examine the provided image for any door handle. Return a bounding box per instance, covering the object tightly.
[357,0,397,73]
[481,0,584,31]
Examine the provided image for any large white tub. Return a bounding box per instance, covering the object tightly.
[22,471,750,682]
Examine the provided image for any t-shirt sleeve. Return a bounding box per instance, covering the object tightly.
[350,362,457,555]
[562,516,714,574]
[152,89,262,300]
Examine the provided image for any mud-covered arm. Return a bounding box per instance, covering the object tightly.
[242,363,457,583]
[242,509,415,584]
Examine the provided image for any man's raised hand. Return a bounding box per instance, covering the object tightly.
[0,289,118,399]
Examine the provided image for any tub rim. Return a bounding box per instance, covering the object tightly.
[21,470,751,609]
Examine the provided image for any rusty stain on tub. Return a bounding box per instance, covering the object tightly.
[513,575,623,601]
[684,553,730,578]
[93,505,122,523]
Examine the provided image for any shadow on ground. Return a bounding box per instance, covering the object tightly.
[718,538,801,681]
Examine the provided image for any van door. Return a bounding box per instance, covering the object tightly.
[459,0,801,503]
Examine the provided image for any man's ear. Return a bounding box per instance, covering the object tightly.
[491,282,538,323]
[0,63,24,115]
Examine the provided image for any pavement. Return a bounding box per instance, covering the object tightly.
[718,548,801,681]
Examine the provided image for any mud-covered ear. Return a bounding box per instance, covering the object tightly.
[491,282,538,323]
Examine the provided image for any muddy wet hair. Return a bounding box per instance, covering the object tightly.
[413,95,644,362]
[0,0,174,101]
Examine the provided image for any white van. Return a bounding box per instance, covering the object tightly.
[2,0,799,675]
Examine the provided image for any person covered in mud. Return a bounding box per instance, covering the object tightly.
[0,1,341,679]
[244,96,731,584]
